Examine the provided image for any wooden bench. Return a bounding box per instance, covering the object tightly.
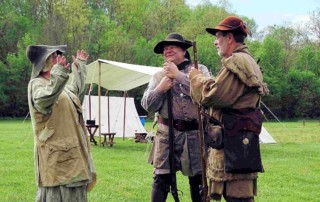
[101,132,116,147]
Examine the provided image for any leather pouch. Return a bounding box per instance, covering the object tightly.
[222,108,264,174]
[205,124,224,149]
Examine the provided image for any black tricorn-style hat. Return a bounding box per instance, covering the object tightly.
[26,45,67,79]
[154,33,192,54]
[206,16,251,36]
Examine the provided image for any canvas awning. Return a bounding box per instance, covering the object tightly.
[85,59,162,91]
[84,59,162,144]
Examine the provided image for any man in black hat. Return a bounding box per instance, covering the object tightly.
[26,45,96,202]
[141,33,210,202]
[189,16,269,202]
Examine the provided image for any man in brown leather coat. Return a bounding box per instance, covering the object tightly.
[189,16,269,202]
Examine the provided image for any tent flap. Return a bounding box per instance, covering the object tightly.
[85,59,162,91]
[259,126,276,144]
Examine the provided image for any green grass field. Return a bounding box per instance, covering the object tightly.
[0,119,319,202]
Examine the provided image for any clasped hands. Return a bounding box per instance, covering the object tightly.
[157,61,203,93]
[156,61,177,93]
[56,50,89,70]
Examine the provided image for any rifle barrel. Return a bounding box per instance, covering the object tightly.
[193,40,209,202]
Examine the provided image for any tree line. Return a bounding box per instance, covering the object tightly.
[0,0,319,119]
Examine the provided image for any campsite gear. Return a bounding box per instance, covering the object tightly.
[201,111,224,150]
[83,96,147,139]
[206,124,224,149]
[206,16,251,37]
[86,120,95,125]
[222,108,264,173]
[154,33,192,54]
[26,45,67,79]
[192,41,209,202]
[167,89,180,202]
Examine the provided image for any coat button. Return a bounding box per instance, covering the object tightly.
[242,138,249,145]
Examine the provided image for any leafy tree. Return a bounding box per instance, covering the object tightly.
[0,34,35,117]
[295,44,320,76]
[281,69,318,118]
[309,8,320,43]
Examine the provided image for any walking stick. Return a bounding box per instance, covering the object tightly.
[192,41,209,202]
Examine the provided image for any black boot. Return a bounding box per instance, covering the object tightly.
[151,174,171,202]
[189,174,203,202]
[224,196,254,202]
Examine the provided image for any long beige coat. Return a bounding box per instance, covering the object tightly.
[28,60,95,187]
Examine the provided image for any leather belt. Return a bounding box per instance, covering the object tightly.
[158,116,198,131]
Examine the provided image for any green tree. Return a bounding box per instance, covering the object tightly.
[0,34,35,117]
[281,69,318,118]
[295,44,320,76]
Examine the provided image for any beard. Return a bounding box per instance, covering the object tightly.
[217,49,225,57]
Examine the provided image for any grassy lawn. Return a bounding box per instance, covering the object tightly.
[0,119,319,202]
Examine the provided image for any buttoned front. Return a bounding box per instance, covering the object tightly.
[142,61,211,175]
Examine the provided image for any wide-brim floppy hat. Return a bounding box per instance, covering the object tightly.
[26,45,67,79]
[154,33,192,54]
[206,16,250,36]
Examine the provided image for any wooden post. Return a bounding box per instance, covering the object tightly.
[107,91,110,134]
[123,91,127,140]
[98,61,101,145]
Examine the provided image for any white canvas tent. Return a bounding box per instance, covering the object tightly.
[85,59,162,91]
[259,126,276,144]
[82,95,146,138]
[84,59,162,144]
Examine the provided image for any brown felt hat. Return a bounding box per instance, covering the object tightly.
[206,16,250,36]
[154,33,192,54]
[26,45,67,79]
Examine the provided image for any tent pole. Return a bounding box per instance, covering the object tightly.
[107,91,110,134]
[98,61,101,146]
[89,84,92,120]
[123,91,127,140]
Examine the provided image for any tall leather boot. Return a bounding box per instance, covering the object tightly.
[151,174,171,202]
[189,174,203,202]
[224,196,254,202]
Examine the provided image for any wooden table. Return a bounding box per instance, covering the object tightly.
[101,132,116,147]
[85,125,99,145]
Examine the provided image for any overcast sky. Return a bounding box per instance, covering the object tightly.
[186,0,320,30]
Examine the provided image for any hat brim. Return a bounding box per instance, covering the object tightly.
[206,26,248,36]
[206,25,233,36]
[29,45,67,79]
[154,40,192,54]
